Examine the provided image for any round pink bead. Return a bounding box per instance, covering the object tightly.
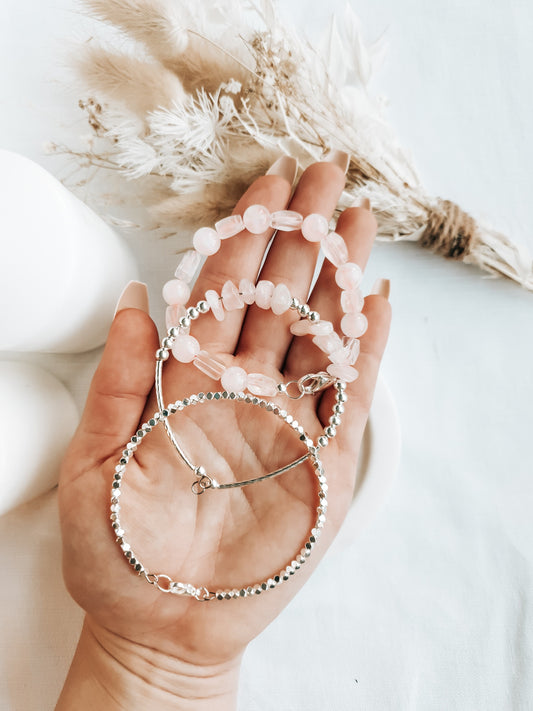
[215,214,244,239]
[193,227,220,256]
[193,351,226,380]
[290,320,313,336]
[335,262,363,290]
[172,335,200,363]
[341,312,368,338]
[205,290,225,321]
[221,366,248,392]
[162,278,190,305]
[165,304,187,331]
[174,250,202,283]
[341,288,364,313]
[321,231,348,267]
[326,364,359,383]
[239,278,256,305]
[270,283,292,315]
[247,373,278,397]
[243,204,271,234]
[302,213,329,242]
[308,320,333,336]
[312,332,343,354]
[221,280,244,310]
[255,280,274,309]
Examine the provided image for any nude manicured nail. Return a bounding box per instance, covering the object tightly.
[323,149,350,174]
[266,156,298,185]
[370,278,390,300]
[114,280,149,316]
[359,197,372,211]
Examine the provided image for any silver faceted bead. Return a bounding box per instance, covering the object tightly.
[325,425,337,438]
[329,414,341,427]
[290,297,301,310]
[179,316,191,329]
[317,435,329,447]
[299,303,310,317]
[187,307,199,320]
[156,348,169,361]
[197,300,209,313]
[308,310,320,322]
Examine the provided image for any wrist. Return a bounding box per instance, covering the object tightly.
[56,616,242,711]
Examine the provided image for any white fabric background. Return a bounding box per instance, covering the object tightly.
[0,1,532,709]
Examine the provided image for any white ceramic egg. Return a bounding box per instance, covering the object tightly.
[0,361,79,516]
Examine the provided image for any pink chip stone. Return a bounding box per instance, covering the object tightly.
[193,350,226,380]
[221,366,248,392]
[341,312,368,338]
[171,335,200,363]
[302,213,329,242]
[243,204,271,234]
[312,332,343,354]
[162,278,190,305]
[341,288,364,313]
[239,278,256,305]
[247,373,278,397]
[221,280,244,310]
[255,280,274,309]
[193,227,221,256]
[205,290,225,321]
[321,231,348,267]
[215,214,244,239]
[165,304,187,331]
[335,262,363,290]
[270,283,292,315]
[326,363,359,383]
[289,320,313,336]
[174,249,202,283]
[308,320,334,336]
[328,338,360,366]
[270,210,303,232]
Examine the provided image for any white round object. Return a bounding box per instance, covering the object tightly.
[0,150,138,353]
[331,375,402,551]
[0,361,79,516]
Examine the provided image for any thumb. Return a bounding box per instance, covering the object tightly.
[63,281,160,473]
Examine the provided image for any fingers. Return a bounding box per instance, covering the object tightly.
[318,289,392,453]
[284,204,378,378]
[237,154,349,367]
[62,306,160,473]
[187,157,297,355]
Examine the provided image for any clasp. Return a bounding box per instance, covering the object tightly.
[285,372,336,400]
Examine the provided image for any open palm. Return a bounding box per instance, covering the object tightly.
[58,159,391,670]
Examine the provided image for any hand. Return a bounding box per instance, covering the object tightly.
[56,157,391,709]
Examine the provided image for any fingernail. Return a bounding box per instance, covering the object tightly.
[370,278,390,300]
[266,156,298,185]
[114,281,149,317]
[358,197,372,211]
[323,149,350,175]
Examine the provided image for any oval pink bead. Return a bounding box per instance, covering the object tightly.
[270,283,292,315]
[289,320,313,336]
[341,288,364,313]
[174,249,202,283]
[321,231,348,267]
[162,278,190,305]
[247,373,278,397]
[327,363,359,383]
[335,262,363,290]
[193,350,226,380]
[171,335,200,363]
[221,280,244,310]
[312,332,343,354]
[341,312,368,338]
[308,320,334,336]
[239,278,256,305]
[302,213,329,242]
[165,304,187,331]
[243,204,271,234]
[215,214,244,239]
[205,290,225,321]
[255,280,274,309]
[193,227,220,256]
[270,210,303,231]
[221,366,248,392]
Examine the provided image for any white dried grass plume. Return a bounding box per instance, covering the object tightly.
[59,0,533,289]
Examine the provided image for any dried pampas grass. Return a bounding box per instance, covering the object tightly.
[53,0,533,290]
